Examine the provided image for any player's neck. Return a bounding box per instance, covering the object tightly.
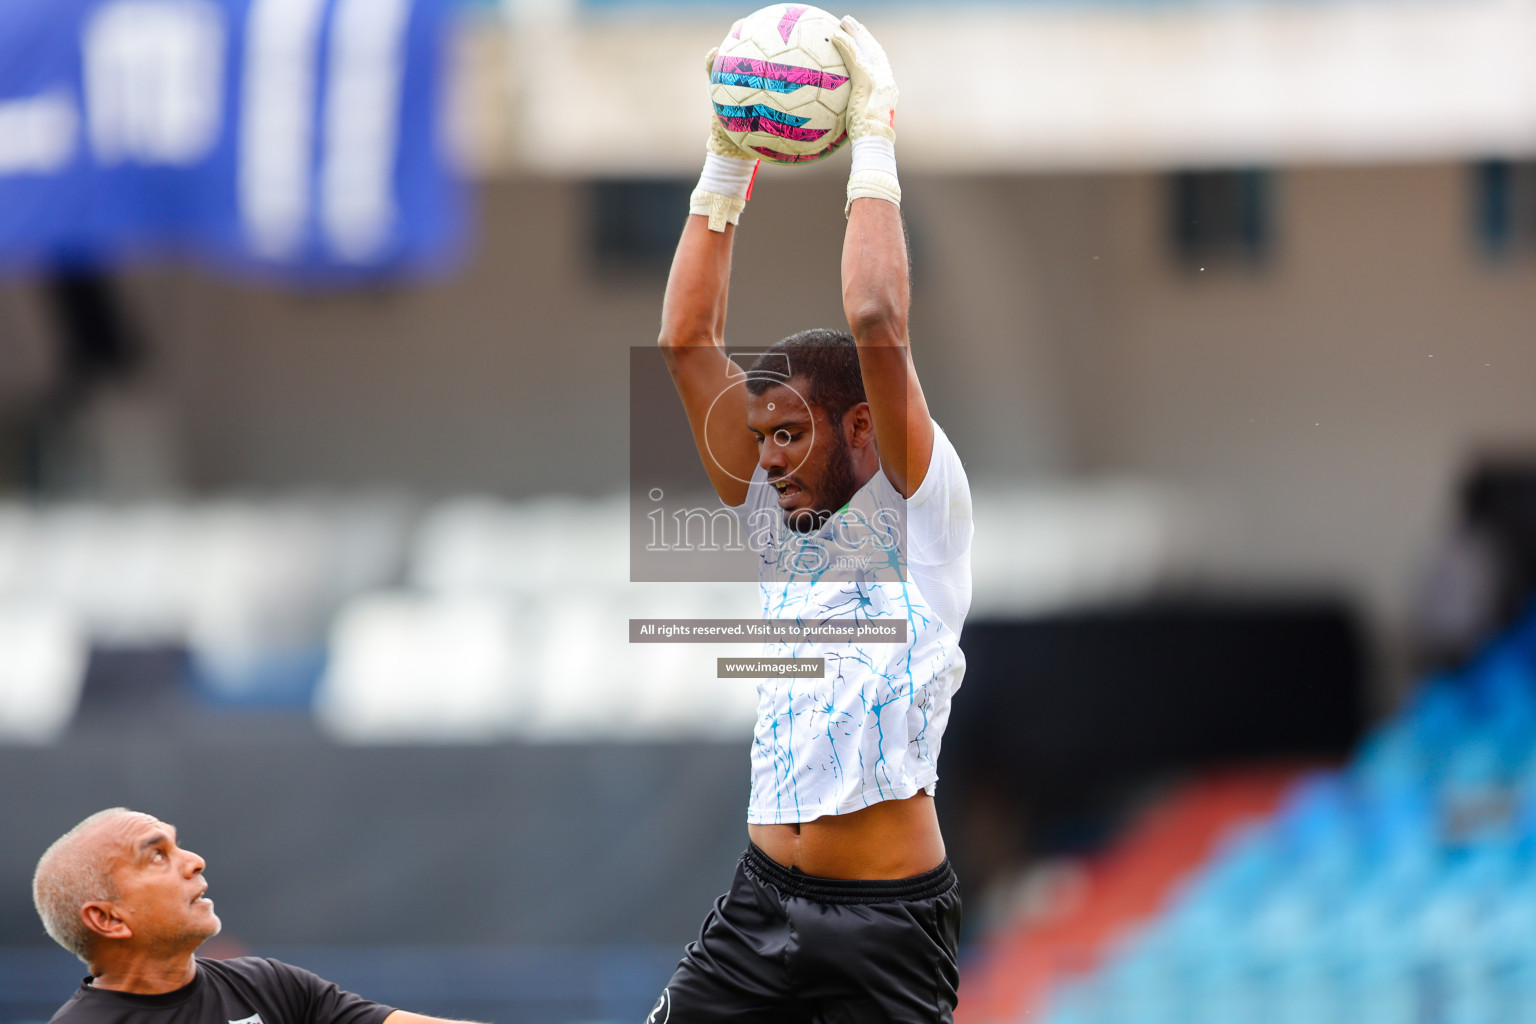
[835,458,880,510]
[90,951,199,995]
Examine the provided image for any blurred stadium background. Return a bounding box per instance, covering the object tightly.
[3,0,1536,1021]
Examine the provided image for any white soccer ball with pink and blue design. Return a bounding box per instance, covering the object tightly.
[709,4,850,165]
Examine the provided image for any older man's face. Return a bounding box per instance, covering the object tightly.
[100,813,221,952]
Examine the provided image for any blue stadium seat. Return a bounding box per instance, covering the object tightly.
[1035,603,1536,1024]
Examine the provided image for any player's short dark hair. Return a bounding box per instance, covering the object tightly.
[744,329,867,425]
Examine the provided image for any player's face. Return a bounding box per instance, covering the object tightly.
[101,813,221,952]
[746,381,860,533]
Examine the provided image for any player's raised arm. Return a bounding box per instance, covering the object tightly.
[657,52,762,507]
[832,18,933,498]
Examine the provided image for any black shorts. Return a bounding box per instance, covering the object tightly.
[650,844,962,1024]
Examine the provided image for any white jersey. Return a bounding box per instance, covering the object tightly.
[731,421,973,824]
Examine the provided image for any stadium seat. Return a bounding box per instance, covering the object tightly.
[0,497,409,708]
[0,602,88,743]
[619,582,759,739]
[0,503,34,601]
[0,503,189,644]
[409,494,630,597]
[401,495,759,741]
[968,483,1202,618]
[314,591,526,742]
[1018,605,1536,1024]
[407,496,518,595]
[186,497,407,704]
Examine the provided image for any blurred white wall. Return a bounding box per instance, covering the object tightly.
[465,0,1536,175]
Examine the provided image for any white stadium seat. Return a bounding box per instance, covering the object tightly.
[0,485,1215,742]
[969,482,1207,618]
[181,500,336,699]
[314,591,526,742]
[0,602,88,744]
[409,495,631,596]
[182,495,410,702]
[350,494,765,742]
[0,503,34,599]
[621,582,760,740]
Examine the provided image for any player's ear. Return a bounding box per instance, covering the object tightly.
[81,901,132,942]
[846,402,874,448]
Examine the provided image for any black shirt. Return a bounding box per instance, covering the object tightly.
[49,958,395,1024]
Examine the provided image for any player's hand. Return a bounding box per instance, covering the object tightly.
[692,45,760,230]
[831,17,900,213]
[703,46,758,162]
[830,16,898,144]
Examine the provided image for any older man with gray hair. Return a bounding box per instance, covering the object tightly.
[34,808,483,1024]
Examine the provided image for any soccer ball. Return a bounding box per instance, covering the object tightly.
[709,4,850,165]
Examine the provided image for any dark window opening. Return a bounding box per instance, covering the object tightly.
[1168,169,1273,270]
[588,179,693,276]
[1475,159,1536,260]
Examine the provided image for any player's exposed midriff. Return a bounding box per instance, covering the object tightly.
[748,792,946,880]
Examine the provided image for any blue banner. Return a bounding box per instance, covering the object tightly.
[0,0,463,280]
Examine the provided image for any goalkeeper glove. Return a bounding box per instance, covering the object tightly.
[830,16,900,214]
[690,46,760,232]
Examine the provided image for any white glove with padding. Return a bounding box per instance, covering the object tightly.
[690,46,760,232]
[830,16,900,215]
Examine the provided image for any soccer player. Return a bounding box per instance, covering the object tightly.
[34,808,483,1024]
[652,16,973,1023]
